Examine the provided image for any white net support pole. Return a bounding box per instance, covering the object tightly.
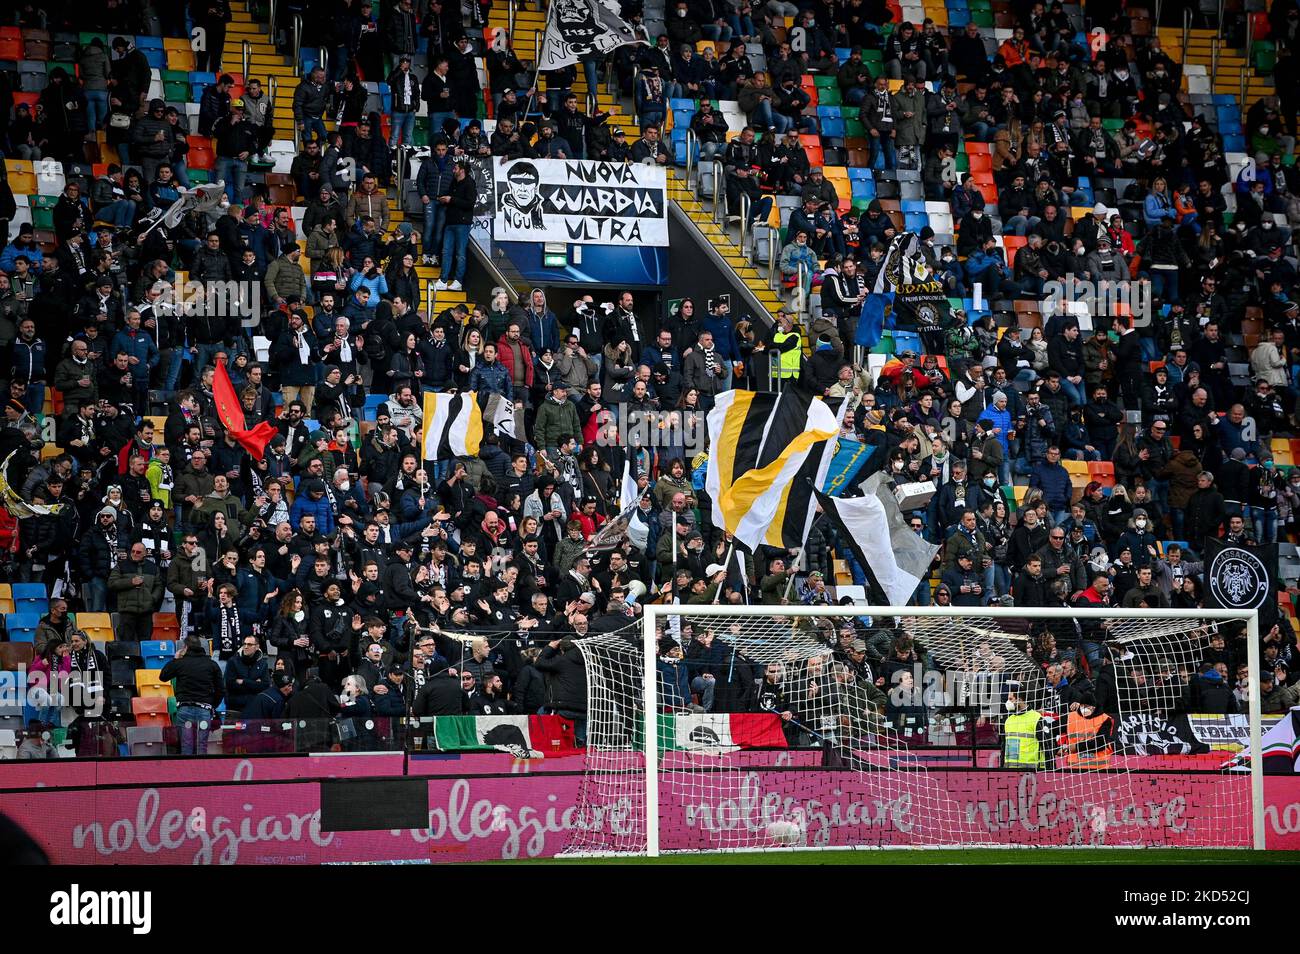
[642,606,660,859]
[1247,610,1265,851]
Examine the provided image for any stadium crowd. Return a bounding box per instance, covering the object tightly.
[1,0,1299,761]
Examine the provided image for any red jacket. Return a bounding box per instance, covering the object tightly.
[496,335,535,390]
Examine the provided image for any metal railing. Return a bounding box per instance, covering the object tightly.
[1182,8,1191,57]
[269,0,278,41]
[795,261,809,316]
[508,0,516,39]
[319,46,329,81]
[1211,35,1220,77]
[427,277,437,309]
[1241,64,1248,105]
[766,225,780,288]
[738,193,750,255]
[685,129,696,186]
[292,13,304,77]
[242,39,251,79]
[712,158,725,224]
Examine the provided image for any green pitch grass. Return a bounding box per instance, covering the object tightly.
[510,849,1295,865]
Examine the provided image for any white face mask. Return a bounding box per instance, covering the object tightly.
[1136,519,1147,529]
[294,610,305,622]
[339,480,351,492]
[1004,699,1017,712]
[677,7,686,14]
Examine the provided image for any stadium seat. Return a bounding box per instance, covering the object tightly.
[4,612,40,642]
[135,669,174,699]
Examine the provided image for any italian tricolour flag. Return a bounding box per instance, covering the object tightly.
[659,713,788,752]
[433,715,579,757]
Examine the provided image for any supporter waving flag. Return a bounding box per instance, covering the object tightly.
[705,388,837,553]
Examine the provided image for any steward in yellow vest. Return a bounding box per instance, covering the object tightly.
[770,309,802,380]
[1002,683,1050,768]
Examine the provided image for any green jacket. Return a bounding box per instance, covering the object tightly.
[108,558,164,614]
[532,397,581,450]
[759,570,792,605]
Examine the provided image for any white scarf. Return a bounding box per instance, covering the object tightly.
[296,332,310,364]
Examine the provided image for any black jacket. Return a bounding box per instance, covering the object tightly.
[535,642,587,713]
[442,172,476,226]
[159,652,224,707]
[413,670,466,715]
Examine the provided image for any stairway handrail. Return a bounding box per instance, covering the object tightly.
[269,0,278,41]
[242,39,251,80]
[292,13,303,78]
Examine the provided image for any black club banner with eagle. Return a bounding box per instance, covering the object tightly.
[1202,539,1279,632]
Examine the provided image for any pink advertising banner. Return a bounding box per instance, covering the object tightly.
[0,769,1295,863]
[0,753,406,791]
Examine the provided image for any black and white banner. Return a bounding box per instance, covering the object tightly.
[492,158,668,245]
[465,154,496,232]
[1116,712,1208,756]
[538,0,642,70]
[1203,539,1279,631]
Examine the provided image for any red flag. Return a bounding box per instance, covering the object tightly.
[212,358,278,460]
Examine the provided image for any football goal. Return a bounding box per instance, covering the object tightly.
[561,605,1265,856]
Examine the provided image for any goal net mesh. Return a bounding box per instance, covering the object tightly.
[561,609,1253,854]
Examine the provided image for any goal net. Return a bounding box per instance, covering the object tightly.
[561,605,1262,855]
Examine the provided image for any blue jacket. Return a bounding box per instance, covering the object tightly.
[109,328,160,381]
[225,651,271,711]
[978,405,1013,453]
[1143,191,1177,227]
[235,568,276,624]
[699,314,740,362]
[1029,460,1072,509]
[638,343,681,371]
[526,309,560,354]
[290,489,337,536]
[9,337,47,382]
[0,241,44,274]
[964,248,1008,280]
[468,359,512,398]
[349,270,389,301]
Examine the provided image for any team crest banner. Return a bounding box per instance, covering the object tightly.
[1203,539,1278,631]
[492,158,668,246]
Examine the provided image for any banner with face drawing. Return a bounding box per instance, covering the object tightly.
[491,158,669,246]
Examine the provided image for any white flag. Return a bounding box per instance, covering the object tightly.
[539,0,642,70]
[488,394,517,439]
[619,458,639,511]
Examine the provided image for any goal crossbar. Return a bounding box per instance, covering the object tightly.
[636,604,1265,856]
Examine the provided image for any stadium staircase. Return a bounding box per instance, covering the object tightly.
[234,3,471,315]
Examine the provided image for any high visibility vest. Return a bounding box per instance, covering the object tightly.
[772,329,801,378]
[1003,709,1044,768]
[1062,710,1113,769]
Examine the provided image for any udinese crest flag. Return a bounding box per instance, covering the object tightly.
[1203,538,1279,631]
[213,358,278,460]
[538,0,643,70]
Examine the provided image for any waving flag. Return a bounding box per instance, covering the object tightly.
[705,388,838,552]
[538,0,643,69]
[422,391,484,461]
[213,358,278,460]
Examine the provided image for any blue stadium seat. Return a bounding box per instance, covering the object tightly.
[4,612,40,641]
[669,97,696,111]
[904,211,929,232]
[847,167,873,181]
[851,179,876,199]
[892,331,922,354]
[821,116,845,139]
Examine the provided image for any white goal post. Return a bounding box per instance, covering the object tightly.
[564,604,1265,857]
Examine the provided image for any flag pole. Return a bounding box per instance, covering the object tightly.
[522,1,553,128]
[782,546,804,602]
[711,541,734,605]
